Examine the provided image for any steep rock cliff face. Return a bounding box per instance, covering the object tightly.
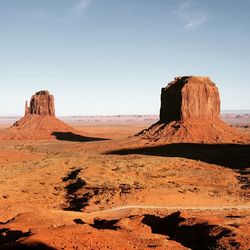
[0,90,80,140]
[138,76,248,144]
[25,90,55,116]
[160,76,220,123]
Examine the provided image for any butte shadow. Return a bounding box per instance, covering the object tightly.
[0,90,109,141]
[106,142,250,191]
[106,143,250,171]
[51,131,109,142]
[106,76,250,175]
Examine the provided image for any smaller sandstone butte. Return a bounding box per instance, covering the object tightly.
[25,90,55,116]
[0,90,81,140]
[138,76,249,144]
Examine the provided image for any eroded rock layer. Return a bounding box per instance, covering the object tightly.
[0,90,81,140]
[160,76,220,123]
[25,90,55,116]
[138,76,249,144]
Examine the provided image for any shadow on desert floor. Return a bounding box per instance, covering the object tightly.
[107,143,250,170]
[0,228,56,249]
[52,132,109,142]
[142,211,239,250]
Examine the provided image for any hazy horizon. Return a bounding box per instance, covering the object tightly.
[1,109,250,117]
[1,0,250,115]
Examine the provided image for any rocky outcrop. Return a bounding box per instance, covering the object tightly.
[138,76,248,144]
[25,90,55,116]
[0,90,81,140]
[160,76,220,123]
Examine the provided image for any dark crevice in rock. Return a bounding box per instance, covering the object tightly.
[142,211,240,250]
[62,168,89,212]
[73,219,85,225]
[91,219,120,230]
[0,228,32,245]
[62,168,82,182]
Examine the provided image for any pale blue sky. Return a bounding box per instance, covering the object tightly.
[0,0,249,115]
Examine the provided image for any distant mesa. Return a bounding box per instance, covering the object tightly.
[0,90,87,141]
[137,76,249,143]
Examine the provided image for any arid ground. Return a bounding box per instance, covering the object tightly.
[0,115,249,249]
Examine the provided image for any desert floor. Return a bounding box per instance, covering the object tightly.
[0,115,249,249]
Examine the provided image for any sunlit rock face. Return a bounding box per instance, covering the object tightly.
[160,76,220,123]
[25,90,55,116]
[0,90,79,140]
[136,76,248,144]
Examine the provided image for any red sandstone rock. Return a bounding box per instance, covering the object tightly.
[0,90,81,140]
[138,76,249,143]
[160,76,220,123]
[25,90,55,116]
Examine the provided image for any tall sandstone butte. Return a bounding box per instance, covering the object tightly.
[160,76,220,123]
[138,76,248,143]
[25,90,55,116]
[0,90,80,140]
